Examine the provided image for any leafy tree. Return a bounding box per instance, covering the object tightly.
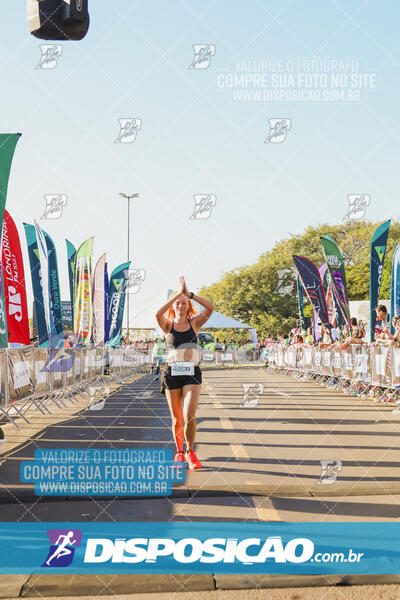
[199,220,400,337]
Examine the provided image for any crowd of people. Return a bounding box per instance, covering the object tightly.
[30,306,400,355]
[120,338,155,351]
[57,305,400,355]
[266,305,400,351]
[120,336,267,355]
[195,339,261,352]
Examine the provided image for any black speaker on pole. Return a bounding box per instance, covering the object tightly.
[27,0,90,41]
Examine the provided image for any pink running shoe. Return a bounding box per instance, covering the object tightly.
[174,451,185,462]
[185,450,202,470]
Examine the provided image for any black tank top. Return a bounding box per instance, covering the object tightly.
[165,318,198,350]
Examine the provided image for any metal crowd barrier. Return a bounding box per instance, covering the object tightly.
[268,343,400,403]
[150,349,265,367]
[201,350,237,366]
[199,349,264,366]
[0,345,264,428]
[0,348,152,427]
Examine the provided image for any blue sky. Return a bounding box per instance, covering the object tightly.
[2,1,400,328]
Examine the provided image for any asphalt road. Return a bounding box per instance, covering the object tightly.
[1,369,400,597]
[0,368,400,522]
[3,583,400,600]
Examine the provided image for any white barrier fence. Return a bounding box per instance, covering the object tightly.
[1,346,265,427]
[0,348,152,427]
[200,350,262,365]
[268,343,400,388]
[152,349,265,366]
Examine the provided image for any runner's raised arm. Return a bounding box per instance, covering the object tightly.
[190,293,214,332]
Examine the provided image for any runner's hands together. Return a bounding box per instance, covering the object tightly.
[179,276,189,297]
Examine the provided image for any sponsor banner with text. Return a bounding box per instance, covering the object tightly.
[2,210,30,344]
[0,522,398,574]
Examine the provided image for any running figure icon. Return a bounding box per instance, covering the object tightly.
[46,531,77,566]
[42,529,82,568]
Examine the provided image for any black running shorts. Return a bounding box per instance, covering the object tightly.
[160,366,202,394]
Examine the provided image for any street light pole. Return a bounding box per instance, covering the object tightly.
[119,192,139,341]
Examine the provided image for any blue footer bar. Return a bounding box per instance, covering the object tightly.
[0,522,399,574]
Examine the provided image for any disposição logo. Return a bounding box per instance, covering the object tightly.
[42,529,82,567]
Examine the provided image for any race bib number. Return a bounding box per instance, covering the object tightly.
[171,362,195,376]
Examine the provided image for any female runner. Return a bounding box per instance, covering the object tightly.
[155,276,214,469]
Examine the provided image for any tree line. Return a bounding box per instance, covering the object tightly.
[199,220,400,339]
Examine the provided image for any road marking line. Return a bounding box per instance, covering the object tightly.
[205,387,223,409]
[231,444,249,458]
[256,506,281,521]
[220,418,233,429]
[206,396,223,408]
[0,483,34,489]
[254,497,281,521]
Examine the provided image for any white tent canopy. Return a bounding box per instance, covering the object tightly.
[130,291,252,331]
[167,289,251,329]
[197,310,251,329]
